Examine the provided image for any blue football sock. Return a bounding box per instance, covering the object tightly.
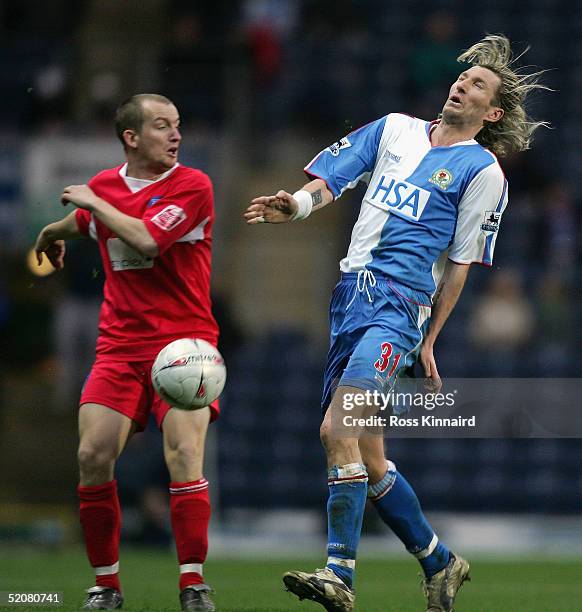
[325,463,368,588]
[369,461,450,577]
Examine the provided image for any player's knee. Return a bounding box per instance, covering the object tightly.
[364,456,389,484]
[320,418,342,449]
[320,420,356,456]
[165,440,203,470]
[319,419,333,449]
[77,442,116,473]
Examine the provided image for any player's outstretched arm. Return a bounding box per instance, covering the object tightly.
[244,179,333,225]
[34,210,82,270]
[419,260,471,391]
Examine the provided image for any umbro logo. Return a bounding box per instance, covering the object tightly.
[384,150,402,163]
[147,196,162,207]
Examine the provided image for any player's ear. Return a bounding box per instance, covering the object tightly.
[123,129,139,150]
[485,106,504,124]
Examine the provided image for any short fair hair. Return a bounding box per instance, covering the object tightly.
[457,34,550,158]
[114,94,174,147]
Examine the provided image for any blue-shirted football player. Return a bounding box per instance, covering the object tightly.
[245,34,548,612]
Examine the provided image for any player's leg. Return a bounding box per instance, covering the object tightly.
[77,358,151,609]
[162,406,215,612]
[359,435,452,575]
[350,280,453,574]
[78,403,136,485]
[319,387,369,589]
[355,277,470,610]
[284,276,376,611]
[284,385,370,612]
[77,403,136,608]
[365,437,470,612]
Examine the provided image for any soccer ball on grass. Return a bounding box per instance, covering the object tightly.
[152,338,226,410]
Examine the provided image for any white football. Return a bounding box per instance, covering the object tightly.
[151,338,226,410]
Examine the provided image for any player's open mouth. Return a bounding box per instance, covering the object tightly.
[449,95,462,106]
[167,148,178,157]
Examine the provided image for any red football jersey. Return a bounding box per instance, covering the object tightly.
[75,164,218,360]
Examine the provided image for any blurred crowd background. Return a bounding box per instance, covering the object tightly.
[1,0,581,549]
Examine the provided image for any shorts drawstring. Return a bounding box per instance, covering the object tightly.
[345,269,377,310]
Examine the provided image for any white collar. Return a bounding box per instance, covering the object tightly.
[119,163,179,193]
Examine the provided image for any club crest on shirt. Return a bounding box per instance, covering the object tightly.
[429,168,453,190]
[151,204,187,231]
[481,210,501,233]
[328,137,351,157]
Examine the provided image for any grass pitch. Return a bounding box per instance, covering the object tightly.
[1,549,581,611]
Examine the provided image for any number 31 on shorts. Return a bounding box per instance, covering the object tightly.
[374,342,401,378]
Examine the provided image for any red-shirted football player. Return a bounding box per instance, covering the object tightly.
[34,94,219,612]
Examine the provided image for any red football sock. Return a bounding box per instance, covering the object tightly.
[170,479,211,590]
[78,479,121,592]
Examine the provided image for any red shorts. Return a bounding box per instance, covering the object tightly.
[80,357,220,431]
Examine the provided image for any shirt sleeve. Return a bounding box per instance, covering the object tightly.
[75,208,98,240]
[77,174,104,240]
[448,162,508,266]
[75,209,90,236]
[142,172,214,255]
[304,116,387,199]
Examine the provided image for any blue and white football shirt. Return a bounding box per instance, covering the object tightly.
[305,113,508,295]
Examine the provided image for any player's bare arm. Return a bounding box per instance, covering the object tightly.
[34,210,81,270]
[244,178,333,225]
[420,260,470,390]
[61,184,159,258]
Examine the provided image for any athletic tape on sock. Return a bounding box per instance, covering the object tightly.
[180,563,203,575]
[411,533,439,559]
[95,561,119,576]
[328,463,368,485]
[326,556,355,569]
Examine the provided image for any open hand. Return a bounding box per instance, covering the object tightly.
[244,190,298,224]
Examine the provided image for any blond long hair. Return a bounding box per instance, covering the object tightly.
[458,34,550,157]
